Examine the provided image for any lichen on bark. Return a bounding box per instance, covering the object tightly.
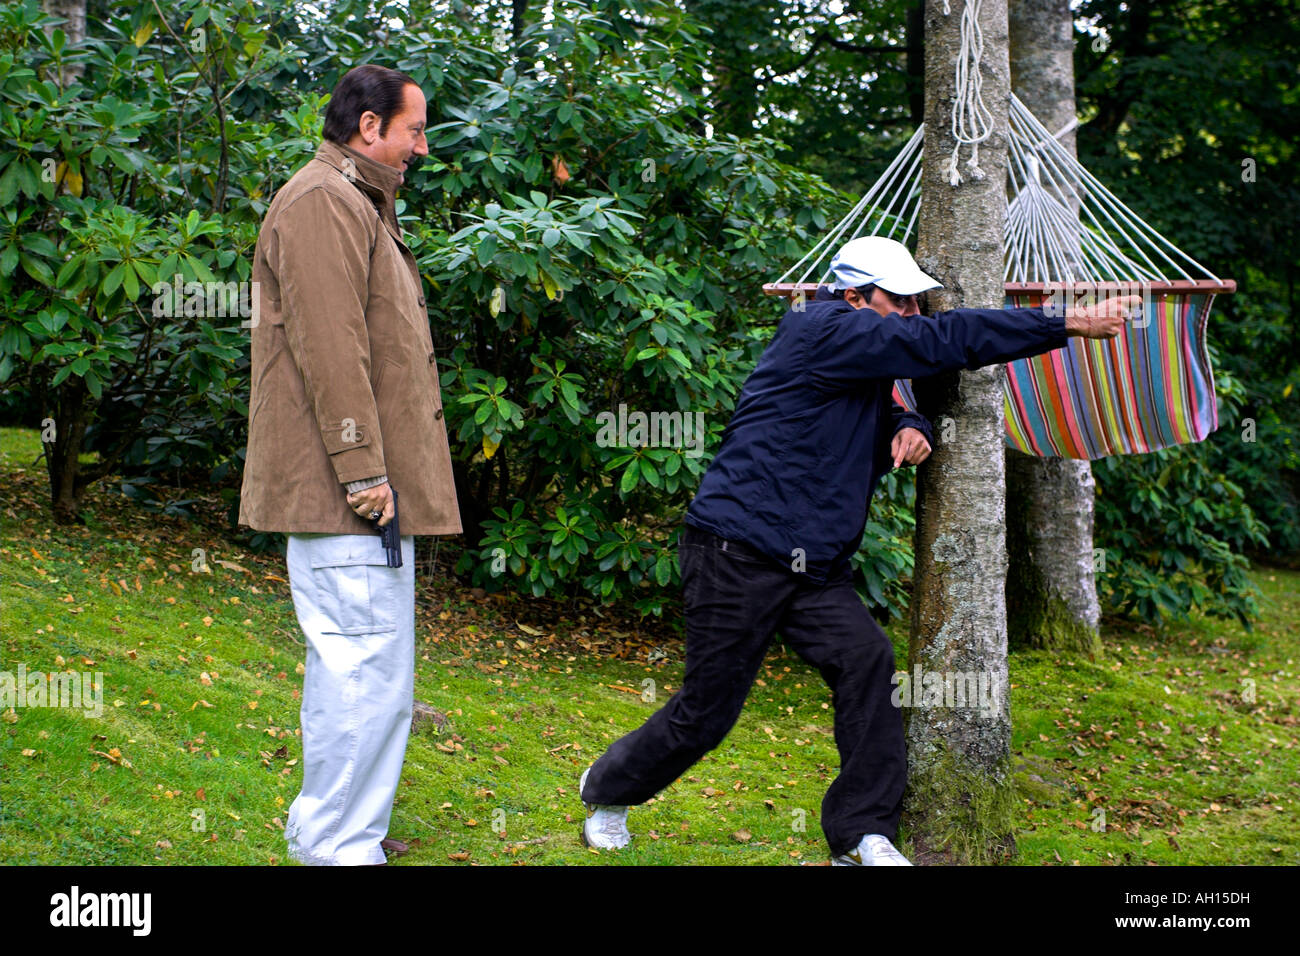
[905,0,1017,864]
[1006,452,1104,657]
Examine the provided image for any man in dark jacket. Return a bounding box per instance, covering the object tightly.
[578,236,1137,865]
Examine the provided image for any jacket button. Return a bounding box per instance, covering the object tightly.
[435,408,443,420]
[418,296,426,306]
[428,352,435,364]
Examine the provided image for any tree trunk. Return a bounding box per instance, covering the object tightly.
[43,377,92,524]
[1006,454,1102,653]
[905,0,1016,865]
[906,3,925,126]
[41,0,86,87]
[1006,0,1102,657]
[511,0,528,41]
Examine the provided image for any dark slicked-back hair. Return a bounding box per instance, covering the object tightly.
[818,284,877,301]
[322,64,419,145]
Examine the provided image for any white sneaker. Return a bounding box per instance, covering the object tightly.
[832,833,913,866]
[579,766,631,850]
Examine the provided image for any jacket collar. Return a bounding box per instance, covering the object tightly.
[313,139,403,225]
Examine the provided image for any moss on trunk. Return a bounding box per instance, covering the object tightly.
[901,746,1019,865]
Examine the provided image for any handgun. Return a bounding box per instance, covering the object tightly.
[372,486,402,568]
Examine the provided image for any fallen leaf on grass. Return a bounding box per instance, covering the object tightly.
[90,747,132,768]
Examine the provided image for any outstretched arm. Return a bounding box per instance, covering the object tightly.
[807,295,1141,388]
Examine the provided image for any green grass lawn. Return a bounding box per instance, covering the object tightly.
[2,426,1296,865]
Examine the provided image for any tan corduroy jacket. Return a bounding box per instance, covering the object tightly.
[238,140,462,536]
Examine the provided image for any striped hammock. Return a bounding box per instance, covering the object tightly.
[890,291,1221,459]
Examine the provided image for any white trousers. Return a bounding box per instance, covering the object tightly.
[283,532,415,866]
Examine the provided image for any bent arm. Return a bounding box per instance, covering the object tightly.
[890,399,934,445]
[270,186,387,485]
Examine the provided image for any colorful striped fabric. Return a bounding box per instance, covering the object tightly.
[890,293,1220,459]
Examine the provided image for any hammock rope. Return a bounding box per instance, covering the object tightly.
[945,0,994,185]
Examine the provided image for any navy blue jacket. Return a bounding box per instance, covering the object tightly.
[684,294,1069,584]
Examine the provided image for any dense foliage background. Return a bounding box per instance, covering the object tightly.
[1,0,1295,628]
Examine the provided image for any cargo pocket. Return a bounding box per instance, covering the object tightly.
[305,535,399,635]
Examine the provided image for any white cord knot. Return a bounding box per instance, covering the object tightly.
[947,149,962,187]
[948,0,992,188]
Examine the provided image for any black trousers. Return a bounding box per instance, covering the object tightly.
[583,524,907,855]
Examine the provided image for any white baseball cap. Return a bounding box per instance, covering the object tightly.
[828,236,941,295]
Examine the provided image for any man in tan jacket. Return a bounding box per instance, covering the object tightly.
[240,64,460,866]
